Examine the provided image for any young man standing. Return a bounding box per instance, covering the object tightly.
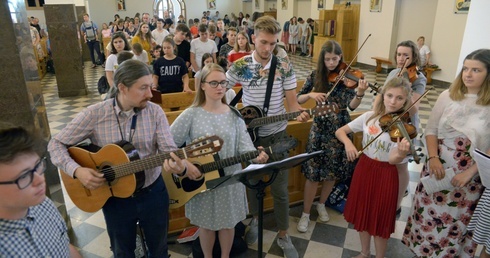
[0,123,81,257]
[80,13,105,68]
[190,24,218,73]
[226,15,309,258]
[297,17,309,56]
[174,23,191,69]
[218,27,237,60]
[48,60,201,257]
[151,18,169,46]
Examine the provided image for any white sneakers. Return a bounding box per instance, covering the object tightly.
[297,214,310,233]
[316,203,330,222]
[297,204,330,233]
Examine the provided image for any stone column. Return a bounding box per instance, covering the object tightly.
[44,4,87,97]
[75,5,91,62]
[0,0,72,231]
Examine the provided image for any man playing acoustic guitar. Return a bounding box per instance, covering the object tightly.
[48,60,202,257]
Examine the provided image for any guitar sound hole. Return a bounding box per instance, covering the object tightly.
[181,177,205,192]
[101,165,116,182]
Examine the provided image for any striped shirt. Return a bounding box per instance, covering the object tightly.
[226,52,296,137]
[0,198,70,257]
[48,99,178,188]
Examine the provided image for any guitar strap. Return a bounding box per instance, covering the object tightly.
[229,55,278,115]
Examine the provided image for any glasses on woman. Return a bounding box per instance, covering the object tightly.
[0,157,47,190]
[202,80,229,88]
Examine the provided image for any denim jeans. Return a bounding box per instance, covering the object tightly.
[86,40,104,65]
[102,175,169,258]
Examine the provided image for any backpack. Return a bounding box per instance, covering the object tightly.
[82,21,96,41]
[97,75,109,94]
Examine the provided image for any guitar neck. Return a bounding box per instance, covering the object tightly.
[248,109,312,128]
[113,149,187,179]
[199,145,276,173]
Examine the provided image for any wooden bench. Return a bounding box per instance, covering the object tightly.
[371,57,393,73]
[423,67,441,84]
[150,90,196,112]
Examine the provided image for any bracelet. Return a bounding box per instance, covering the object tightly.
[428,155,440,161]
[355,93,364,100]
[177,166,187,177]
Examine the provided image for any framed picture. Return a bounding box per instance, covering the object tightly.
[208,0,216,10]
[318,0,324,9]
[255,0,259,9]
[117,0,125,11]
[281,0,287,10]
[454,0,471,14]
[370,0,382,12]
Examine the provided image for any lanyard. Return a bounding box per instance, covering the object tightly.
[113,98,138,143]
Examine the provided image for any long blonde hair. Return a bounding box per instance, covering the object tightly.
[449,48,490,105]
[366,77,412,124]
[192,63,227,107]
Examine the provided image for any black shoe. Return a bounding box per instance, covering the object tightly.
[91,64,97,68]
[396,208,402,215]
[404,189,409,197]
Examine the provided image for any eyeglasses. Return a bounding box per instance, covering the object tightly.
[202,80,229,88]
[0,157,47,190]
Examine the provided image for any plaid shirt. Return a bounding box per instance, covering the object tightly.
[0,198,70,257]
[48,99,178,187]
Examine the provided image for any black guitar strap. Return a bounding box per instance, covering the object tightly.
[263,55,277,116]
[229,55,278,114]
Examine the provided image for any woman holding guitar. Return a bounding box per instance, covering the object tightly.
[373,40,427,213]
[295,40,368,233]
[170,63,268,258]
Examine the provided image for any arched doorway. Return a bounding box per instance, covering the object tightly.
[154,0,186,21]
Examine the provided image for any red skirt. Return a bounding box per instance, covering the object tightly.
[343,154,399,239]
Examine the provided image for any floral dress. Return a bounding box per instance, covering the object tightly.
[402,90,490,258]
[298,71,356,182]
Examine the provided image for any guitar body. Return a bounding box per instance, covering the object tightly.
[164,155,222,209]
[61,142,144,213]
[239,105,264,142]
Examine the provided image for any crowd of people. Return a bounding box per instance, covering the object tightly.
[2,8,490,258]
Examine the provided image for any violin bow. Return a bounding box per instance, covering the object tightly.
[325,34,372,98]
[397,57,411,78]
[357,86,434,155]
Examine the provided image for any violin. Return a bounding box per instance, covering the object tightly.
[398,58,418,83]
[379,111,420,164]
[328,62,381,95]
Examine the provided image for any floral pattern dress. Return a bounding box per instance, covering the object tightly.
[402,90,488,257]
[298,71,356,182]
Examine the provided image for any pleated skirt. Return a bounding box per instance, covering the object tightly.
[343,154,399,239]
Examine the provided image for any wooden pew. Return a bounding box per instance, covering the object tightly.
[150,90,196,112]
[371,56,393,73]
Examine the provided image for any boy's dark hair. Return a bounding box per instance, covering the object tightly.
[117,50,135,64]
[0,122,45,163]
[193,18,200,23]
[175,23,190,34]
[132,42,143,54]
[217,56,228,72]
[198,24,208,33]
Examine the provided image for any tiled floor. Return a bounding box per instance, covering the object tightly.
[41,54,453,258]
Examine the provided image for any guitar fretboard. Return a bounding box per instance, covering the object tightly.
[112,150,188,178]
[199,150,261,173]
[248,109,314,128]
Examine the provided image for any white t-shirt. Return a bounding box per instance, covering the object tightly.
[105,54,118,72]
[190,38,218,72]
[132,50,149,64]
[418,45,430,65]
[151,29,170,46]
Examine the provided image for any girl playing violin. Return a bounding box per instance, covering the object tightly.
[335,77,412,258]
[296,40,368,233]
[373,40,427,213]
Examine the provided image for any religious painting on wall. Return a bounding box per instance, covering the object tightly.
[318,0,324,9]
[208,0,216,10]
[282,0,287,10]
[370,0,382,12]
[117,0,126,11]
[454,0,471,14]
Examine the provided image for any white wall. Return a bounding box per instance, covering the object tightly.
[395,0,437,47]
[357,0,397,66]
[430,0,467,82]
[295,0,311,19]
[457,0,490,74]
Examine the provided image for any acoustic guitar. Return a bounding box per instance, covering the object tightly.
[240,103,339,142]
[60,136,223,213]
[164,137,297,209]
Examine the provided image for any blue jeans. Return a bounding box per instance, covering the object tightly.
[102,175,169,258]
[86,40,104,65]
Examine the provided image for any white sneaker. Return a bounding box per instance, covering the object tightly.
[316,203,330,222]
[297,214,309,233]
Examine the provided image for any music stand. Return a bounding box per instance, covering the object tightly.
[206,151,322,257]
